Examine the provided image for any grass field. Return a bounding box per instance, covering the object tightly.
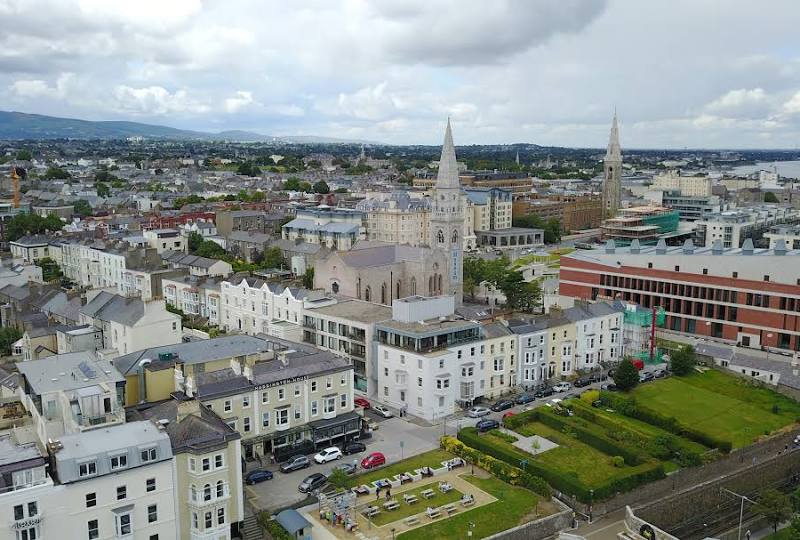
[344,449,454,489]
[362,482,463,527]
[510,421,629,486]
[630,370,800,448]
[397,475,545,540]
[763,528,795,540]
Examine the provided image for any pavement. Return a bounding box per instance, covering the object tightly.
[572,509,627,540]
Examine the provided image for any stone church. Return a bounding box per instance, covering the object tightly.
[314,119,466,306]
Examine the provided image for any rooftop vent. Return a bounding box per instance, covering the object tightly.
[774,239,788,256]
[741,238,754,255]
[604,240,616,254]
[629,239,641,254]
[682,239,694,254]
[711,239,723,255]
[655,238,667,255]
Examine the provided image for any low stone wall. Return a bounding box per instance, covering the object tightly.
[483,497,573,540]
[624,506,679,540]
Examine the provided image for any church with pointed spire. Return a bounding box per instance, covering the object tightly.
[601,112,623,217]
[429,118,465,305]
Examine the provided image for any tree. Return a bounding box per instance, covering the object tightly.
[299,181,312,192]
[327,468,349,491]
[262,247,286,269]
[188,232,205,254]
[670,345,696,376]
[73,200,93,217]
[754,488,792,533]
[15,150,32,161]
[44,167,70,180]
[613,359,640,391]
[302,267,315,289]
[5,214,64,242]
[36,257,62,282]
[764,192,779,203]
[96,182,110,197]
[250,191,266,202]
[498,271,542,312]
[237,161,261,177]
[0,327,22,356]
[313,180,330,194]
[283,177,303,191]
[334,187,348,194]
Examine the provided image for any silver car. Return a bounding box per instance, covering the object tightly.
[466,406,491,418]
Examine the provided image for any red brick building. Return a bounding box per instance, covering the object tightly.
[560,240,800,352]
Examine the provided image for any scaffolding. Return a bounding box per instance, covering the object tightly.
[623,304,666,364]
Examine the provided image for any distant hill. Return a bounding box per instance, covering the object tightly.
[0,111,276,142]
[281,135,381,145]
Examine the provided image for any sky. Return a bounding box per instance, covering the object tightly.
[2,0,800,148]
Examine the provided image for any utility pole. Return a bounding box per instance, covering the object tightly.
[720,487,755,540]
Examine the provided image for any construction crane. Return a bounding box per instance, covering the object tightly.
[9,167,25,208]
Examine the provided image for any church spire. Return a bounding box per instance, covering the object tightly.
[606,110,622,162]
[436,118,460,189]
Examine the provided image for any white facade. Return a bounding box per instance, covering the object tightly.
[651,171,713,197]
[163,277,222,325]
[143,229,185,254]
[572,311,622,370]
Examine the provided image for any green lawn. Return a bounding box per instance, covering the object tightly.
[398,475,543,540]
[630,370,800,448]
[510,422,626,486]
[763,528,795,540]
[362,482,463,527]
[345,450,454,489]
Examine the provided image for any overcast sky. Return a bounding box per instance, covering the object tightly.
[2,0,800,148]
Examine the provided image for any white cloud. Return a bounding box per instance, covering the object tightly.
[706,88,766,112]
[223,91,254,114]
[9,73,75,99]
[112,85,209,116]
[783,91,800,114]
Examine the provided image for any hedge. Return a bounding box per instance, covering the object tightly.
[439,435,551,496]
[599,391,733,453]
[258,515,293,540]
[458,418,665,503]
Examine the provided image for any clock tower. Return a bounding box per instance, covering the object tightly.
[429,118,464,305]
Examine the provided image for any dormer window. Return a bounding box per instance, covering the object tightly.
[140,447,157,462]
[79,461,97,477]
[110,454,128,470]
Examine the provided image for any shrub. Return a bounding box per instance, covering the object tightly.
[612,456,625,467]
[258,515,292,540]
[580,389,600,404]
[670,345,696,376]
[491,431,519,444]
[614,358,640,391]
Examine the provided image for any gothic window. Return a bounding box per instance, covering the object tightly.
[411,277,416,296]
[437,230,445,244]
[381,283,387,305]
[356,278,361,299]
[428,276,433,295]
[451,229,458,244]
[437,274,443,294]
[331,282,339,293]
[396,281,401,299]
[364,286,371,302]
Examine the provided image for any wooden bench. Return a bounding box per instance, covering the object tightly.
[420,489,435,499]
[383,500,400,511]
[425,508,441,519]
[443,503,457,515]
[460,497,475,507]
[403,494,419,504]
[404,516,420,526]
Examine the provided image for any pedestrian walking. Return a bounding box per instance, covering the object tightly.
[376,487,380,500]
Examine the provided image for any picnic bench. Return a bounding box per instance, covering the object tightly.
[420,489,435,499]
[404,516,420,526]
[425,507,441,519]
[364,506,380,518]
[353,485,369,496]
[439,482,453,493]
[460,495,475,507]
[443,503,457,515]
[403,494,419,504]
[383,500,400,511]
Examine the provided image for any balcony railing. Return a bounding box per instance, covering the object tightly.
[189,486,230,507]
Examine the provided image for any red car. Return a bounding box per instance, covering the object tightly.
[354,397,371,409]
[360,452,386,469]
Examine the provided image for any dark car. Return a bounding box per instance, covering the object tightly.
[299,472,327,493]
[515,393,535,404]
[490,399,514,412]
[639,371,655,383]
[280,455,311,473]
[476,418,500,432]
[589,371,608,382]
[574,377,591,388]
[534,386,554,398]
[245,469,273,485]
[343,441,367,455]
[653,368,667,379]
[600,383,618,392]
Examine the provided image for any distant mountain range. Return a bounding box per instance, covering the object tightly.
[0,111,376,144]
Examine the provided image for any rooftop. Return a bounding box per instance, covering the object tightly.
[308,299,392,323]
[0,433,43,469]
[55,420,169,462]
[16,351,124,395]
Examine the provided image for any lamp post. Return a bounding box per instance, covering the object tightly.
[721,487,755,540]
[765,333,773,362]
[391,528,396,540]
[589,489,594,523]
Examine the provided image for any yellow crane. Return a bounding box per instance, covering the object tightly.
[9,167,24,208]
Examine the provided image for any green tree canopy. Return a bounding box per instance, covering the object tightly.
[754,488,792,533]
[669,345,696,376]
[73,200,93,217]
[313,180,330,194]
[5,213,64,242]
[302,267,315,289]
[15,150,32,161]
[0,327,22,356]
[513,214,562,243]
[96,182,110,197]
[764,191,779,203]
[36,257,63,282]
[613,358,640,391]
[237,161,261,177]
[44,167,71,180]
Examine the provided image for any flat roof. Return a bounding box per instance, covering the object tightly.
[377,318,479,336]
[17,352,124,395]
[56,420,168,462]
[308,299,392,324]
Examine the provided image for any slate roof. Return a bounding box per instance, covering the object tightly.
[161,250,222,269]
[132,399,239,453]
[81,292,146,326]
[10,235,52,247]
[338,242,429,268]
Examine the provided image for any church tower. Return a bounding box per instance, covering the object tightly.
[601,112,622,217]
[430,118,464,305]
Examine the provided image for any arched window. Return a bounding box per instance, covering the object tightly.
[396,281,401,299]
[452,229,458,244]
[437,230,445,244]
[356,278,361,299]
[331,282,339,293]
[190,484,197,502]
[216,480,224,498]
[364,286,371,302]
[203,484,211,501]
[381,283,387,305]
[411,277,416,296]
[437,274,443,294]
[428,276,433,295]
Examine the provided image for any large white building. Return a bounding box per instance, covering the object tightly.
[694,206,800,248]
[282,207,365,251]
[651,171,713,197]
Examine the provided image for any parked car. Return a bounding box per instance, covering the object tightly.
[552,382,572,392]
[589,371,609,382]
[490,399,514,412]
[245,469,273,485]
[639,371,655,383]
[563,393,578,400]
[574,377,591,388]
[546,398,563,408]
[280,455,311,473]
[534,386,554,398]
[334,462,358,475]
[476,418,500,432]
[360,452,386,470]
[372,404,393,418]
[466,406,491,418]
[515,393,535,404]
[600,383,618,392]
[653,368,667,379]
[354,397,371,409]
[299,472,327,493]
[502,411,516,420]
[342,441,367,455]
[313,447,343,464]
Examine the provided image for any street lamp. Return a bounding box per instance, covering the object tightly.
[721,487,755,540]
[766,333,773,362]
[589,489,594,523]
[391,528,396,540]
